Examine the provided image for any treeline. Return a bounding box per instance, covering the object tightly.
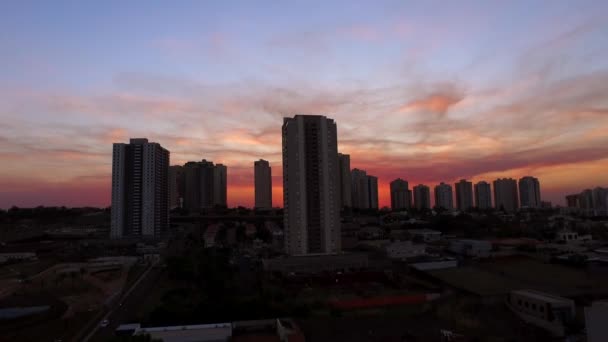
[0,206,109,221]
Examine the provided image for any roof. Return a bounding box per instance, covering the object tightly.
[511,289,572,305]
[407,229,441,234]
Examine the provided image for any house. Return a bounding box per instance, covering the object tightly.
[506,290,575,337]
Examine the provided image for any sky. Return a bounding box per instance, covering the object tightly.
[1,0,607,209]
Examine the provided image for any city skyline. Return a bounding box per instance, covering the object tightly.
[2,1,608,208]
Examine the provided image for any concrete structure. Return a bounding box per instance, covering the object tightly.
[410,258,458,271]
[507,290,575,337]
[585,301,608,342]
[0,252,37,263]
[519,176,541,208]
[254,159,272,209]
[183,160,226,210]
[455,179,473,211]
[213,164,227,207]
[169,165,184,209]
[413,184,431,210]
[434,182,453,210]
[111,138,169,239]
[385,241,426,259]
[449,239,492,258]
[282,115,340,255]
[390,178,411,210]
[592,187,608,216]
[368,175,379,210]
[337,153,352,208]
[135,323,233,342]
[493,178,519,212]
[351,168,370,209]
[407,229,441,242]
[474,181,492,209]
[263,253,368,274]
[565,194,579,208]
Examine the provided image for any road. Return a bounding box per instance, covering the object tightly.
[76,261,161,342]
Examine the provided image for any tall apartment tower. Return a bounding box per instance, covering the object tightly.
[199,160,216,208]
[254,159,272,209]
[434,182,454,210]
[518,176,541,208]
[169,165,184,209]
[282,115,340,255]
[368,175,379,210]
[455,179,474,211]
[213,164,227,207]
[494,178,519,212]
[474,181,492,209]
[390,178,411,210]
[337,153,352,208]
[413,184,431,210]
[351,168,370,209]
[111,138,169,239]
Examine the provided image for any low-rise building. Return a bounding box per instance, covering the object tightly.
[263,253,369,274]
[507,290,575,337]
[385,241,426,259]
[449,239,492,258]
[585,301,608,342]
[407,229,441,242]
[0,252,37,263]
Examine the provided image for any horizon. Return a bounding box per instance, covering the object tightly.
[2,1,608,208]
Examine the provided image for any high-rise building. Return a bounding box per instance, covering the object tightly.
[565,194,579,208]
[579,189,594,213]
[592,187,608,216]
[455,179,474,211]
[390,178,411,210]
[434,182,454,210]
[213,164,227,207]
[519,176,541,208]
[169,165,184,209]
[254,159,272,209]
[413,184,431,210]
[182,159,226,211]
[368,175,379,210]
[282,115,340,255]
[111,138,169,239]
[337,153,352,208]
[474,181,492,209]
[351,168,370,209]
[494,178,519,212]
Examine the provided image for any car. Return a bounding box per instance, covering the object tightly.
[100,319,109,328]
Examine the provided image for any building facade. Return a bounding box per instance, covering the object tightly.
[111,138,169,239]
[368,175,379,210]
[337,153,352,208]
[169,165,184,209]
[390,178,411,210]
[213,164,227,207]
[474,181,492,209]
[434,182,454,210]
[351,168,370,209]
[413,184,431,210]
[494,178,519,212]
[254,159,272,209]
[455,179,474,211]
[282,115,340,255]
[519,176,541,208]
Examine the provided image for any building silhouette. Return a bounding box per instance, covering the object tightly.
[494,178,519,212]
[519,176,541,208]
[368,175,379,210]
[455,179,473,211]
[565,194,579,208]
[111,138,169,239]
[474,181,492,209]
[337,153,352,208]
[351,168,370,209]
[169,165,184,209]
[413,184,431,210]
[213,164,227,207]
[182,159,227,211]
[282,115,340,255]
[254,159,272,209]
[390,178,411,210]
[434,182,454,210]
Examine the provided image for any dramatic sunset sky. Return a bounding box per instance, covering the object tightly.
[1,1,607,209]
